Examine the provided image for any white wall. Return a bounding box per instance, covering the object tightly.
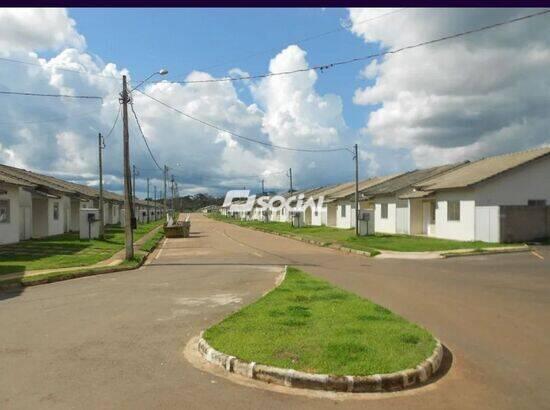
[19,188,32,241]
[432,190,476,241]
[0,184,21,244]
[335,202,355,229]
[474,156,550,205]
[374,197,397,234]
[48,197,66,236]
[70,199,81,231]
[310,205,326,226]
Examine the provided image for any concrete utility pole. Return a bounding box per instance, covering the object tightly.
[132,165,139,205]
[154,185,157,219]
[121,75,134,260]
[170,174,175,212]
[146,177,150,223]
[98,132,105,239]
[288,168,293,193]
[163,165,168,217]
[354,143,359,237]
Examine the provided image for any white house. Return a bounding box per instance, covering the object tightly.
[401,147,550,243]
[321,175,403,229]
[362,163,467,237]
[0,174,35,244]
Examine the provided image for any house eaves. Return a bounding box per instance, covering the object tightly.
[413,146,550,191]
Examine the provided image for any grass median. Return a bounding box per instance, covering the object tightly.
[0,225,166,288]
[204,267,436,376]
[0,219,165,275]
[209,213,516,254]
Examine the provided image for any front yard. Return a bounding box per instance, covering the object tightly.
[0,219,165,275]
[209,214,517,254]
[205,267,436,375]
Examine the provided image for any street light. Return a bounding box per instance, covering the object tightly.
[131,68,169,91]
[121,68,168,260]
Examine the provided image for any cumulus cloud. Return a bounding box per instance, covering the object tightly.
[0,10,358,197]
[0,8,85,52]
[348,8,550,166]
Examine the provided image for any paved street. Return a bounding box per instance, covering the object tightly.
[1,213,549,409]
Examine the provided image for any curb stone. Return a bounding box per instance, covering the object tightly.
[197,266,444,393]
[198,334,443,393]
[218,219,529,260]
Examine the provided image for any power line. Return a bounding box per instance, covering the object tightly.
[158,9,550,86]
[0,108,101,125]
[135,89,351,153]
[0,90,103,100]
[192,8,406,73]
[104,105,121,139]
[129,101,164,171]
[0,56,119,81]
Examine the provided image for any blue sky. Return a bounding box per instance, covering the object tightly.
[2,8,549,197]
[69,8,377,130]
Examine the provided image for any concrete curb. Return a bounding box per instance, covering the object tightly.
[441,244,531,258]
[0,227,166,291]
[229,222,530,260]
[197,265,444,393]
[198,334,443,393]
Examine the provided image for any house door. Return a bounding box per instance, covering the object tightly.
[19,206,32,240]
[395,200,409,234]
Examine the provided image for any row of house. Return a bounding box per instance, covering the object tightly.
[0,164,164,245]
[222,147,550,243]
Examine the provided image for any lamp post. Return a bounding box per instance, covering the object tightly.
[121,69,168,261]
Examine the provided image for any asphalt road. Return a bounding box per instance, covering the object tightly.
[1,213,549,409]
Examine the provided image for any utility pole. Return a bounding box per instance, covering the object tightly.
[146,177,150,223]
[288,168,293,193]
[154,185,157,219]
[261,179,265,195]
[132,165,139,204]
[163,165,168,217]
[170,174,175,213]
[121,75,134,260]
[98,132,105,239]
[354,143,359,237]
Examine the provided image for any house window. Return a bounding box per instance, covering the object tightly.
[0,200,10,223]
[341,205,346,218]
[381,203,388,219]
[528,199,546,206]
[53,202,59,220]
[447,201,460,221]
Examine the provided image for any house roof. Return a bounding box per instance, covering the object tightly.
[0,163,127,203]
[360,163,467,200]
[414,146,550,191]
[0,164,77,195]
[327,173,405,203]
[0,172,35,188]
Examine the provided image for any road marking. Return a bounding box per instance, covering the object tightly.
[155,238,168,260]
[531,250,544,260]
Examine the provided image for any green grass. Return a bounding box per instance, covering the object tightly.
[209,213,516,253]
[204,267,436,376]
[139,229,165,253]
[0,253,147,289]
[0,219,164,275]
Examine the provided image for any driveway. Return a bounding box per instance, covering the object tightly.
[1,213,548,409]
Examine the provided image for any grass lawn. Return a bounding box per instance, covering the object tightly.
[0,219,164,275]
[204,267,436,376]
[209,214,516,253]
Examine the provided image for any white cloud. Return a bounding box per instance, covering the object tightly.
[0,8,85,52]
[0,10,359,197]
[348,8,550,165]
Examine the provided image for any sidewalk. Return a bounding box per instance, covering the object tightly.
[0,225,164,282]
